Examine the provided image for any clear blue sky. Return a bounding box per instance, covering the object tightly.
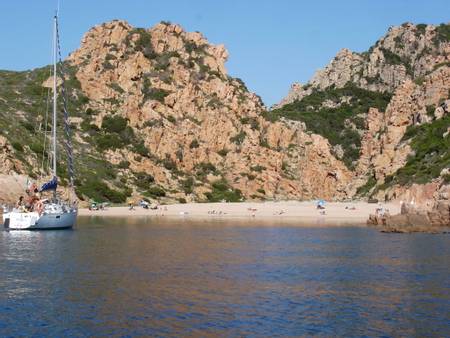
[0,0,448,106]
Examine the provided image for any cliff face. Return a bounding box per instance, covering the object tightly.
[275,22,450,205]
[276,23,450,108]
[0,20,351,204]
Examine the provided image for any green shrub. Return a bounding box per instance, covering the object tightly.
[11,141,24,152]
[129,28,157,59]
[109,83,125,94]
[260,110,278,122]
[95,133,122,151]
[166,115,176,124]
[145,185,166,198]
[196,162,217,175]
[76,179,130,203]
[95,117,136,151]
[426,105,435,117]
[230,131,246,145]
[433,23,450,45]
[118,160,130,169]
[142,119,164,128]
[217,148,228,156]
[80,120,99,133]
[379,47,412,75]
[205,178,242,202]
[259,138,270,148]
[102,115,128,133]
[243,173,256,180]
[414,76,425,86]
[189,139,199,149]
[181,176,195,194]
[251,165,266,173]
[132,141,150,157]
[380,47,403,65]
[148,88,170,103]
[206,94,221,108]
[21,121,34,132]
[433,61,450,71]
[356,176,377,196]
[29,142,45,155]
[134,171,155,190]
[102,61,115,70]
[185,41,206,54]
[390,114,450,185]
[105,53,116,61]
[142,78,170,103]
[416,24,427,36]
[240,117,259,130]
[162,156,176,170]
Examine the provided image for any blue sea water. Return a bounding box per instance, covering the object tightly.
[1,217,449,337]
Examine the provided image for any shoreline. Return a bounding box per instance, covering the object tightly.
[78,201,401,226]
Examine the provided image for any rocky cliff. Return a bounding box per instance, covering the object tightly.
[276,23,450,107]
[275,22,450,208]
[0,20,351,204]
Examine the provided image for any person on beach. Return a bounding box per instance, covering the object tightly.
[375,204,385,216]
[317,200,325,210]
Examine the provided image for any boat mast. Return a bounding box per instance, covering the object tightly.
[52,14,58,179]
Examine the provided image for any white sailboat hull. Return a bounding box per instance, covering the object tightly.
[4,209,77,230]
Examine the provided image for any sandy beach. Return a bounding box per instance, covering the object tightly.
[79,201,400,226]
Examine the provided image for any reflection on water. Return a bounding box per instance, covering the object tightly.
[1,217,449,336]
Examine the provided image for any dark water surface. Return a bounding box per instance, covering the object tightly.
[1,217,449,337]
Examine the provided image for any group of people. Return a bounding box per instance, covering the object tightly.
[15,183,46,214]
[136,200,159,210]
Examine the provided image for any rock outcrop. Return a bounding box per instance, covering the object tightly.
[0,20,352,204]
[275,23,450,108]
[275,22,450,210]
[368,199,450,233]
[352,66,450,196]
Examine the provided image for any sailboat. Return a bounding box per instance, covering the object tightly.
[3,14,77,230]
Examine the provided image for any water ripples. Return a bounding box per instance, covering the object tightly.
[1,217,449,336]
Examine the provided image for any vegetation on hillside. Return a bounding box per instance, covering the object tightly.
[433,23,450,45]
[0,65,136,203]
[264,83,392,168]
[204,178,243,202]
[382,115,450,187]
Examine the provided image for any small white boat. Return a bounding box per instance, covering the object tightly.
[5,13,77,230]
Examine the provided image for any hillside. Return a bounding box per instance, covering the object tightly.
[274,22,450,204]
[0,20,351,204]
[0,21,448,206]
